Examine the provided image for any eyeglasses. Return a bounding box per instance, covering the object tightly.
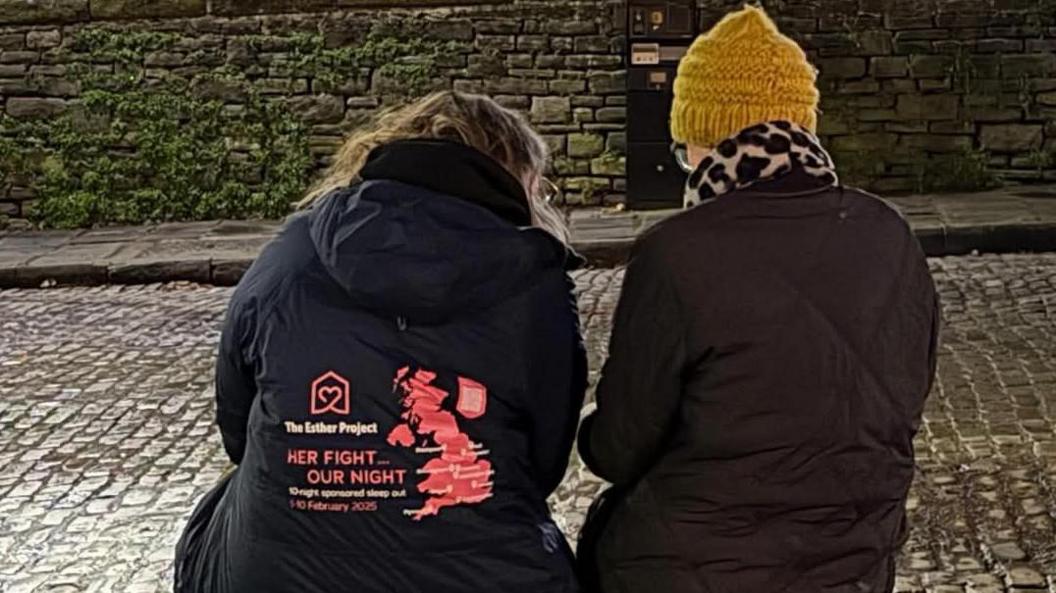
[540,177,563,206]
[671,143,695,174]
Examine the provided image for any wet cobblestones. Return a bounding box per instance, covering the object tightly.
[2,254,1056,592]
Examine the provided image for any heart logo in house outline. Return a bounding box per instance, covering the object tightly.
[310,371,351,415]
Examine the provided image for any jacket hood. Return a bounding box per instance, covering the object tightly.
[308,140,578,325]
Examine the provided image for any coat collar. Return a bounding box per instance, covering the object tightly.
[359,139,533,227]
[735,166,839,199]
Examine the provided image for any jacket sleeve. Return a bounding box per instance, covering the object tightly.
[579,237,686,486]
[214,298,258,465]
[526,272,589,496]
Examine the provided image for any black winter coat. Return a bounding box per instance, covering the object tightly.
[176,140,587,593]
[578,169,939,593]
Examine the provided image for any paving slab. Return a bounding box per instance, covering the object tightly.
[0,185,1055,286]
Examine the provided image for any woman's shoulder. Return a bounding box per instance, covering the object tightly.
[229,212,325,318]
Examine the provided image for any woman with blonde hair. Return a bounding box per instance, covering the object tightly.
[174,91,586,593]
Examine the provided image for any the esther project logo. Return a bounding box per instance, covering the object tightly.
[310,371,351,415]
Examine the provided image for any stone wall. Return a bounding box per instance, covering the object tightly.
[721,0,1056,194]
[0,0,1053,222]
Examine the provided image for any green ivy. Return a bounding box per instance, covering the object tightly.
[0,27,465,228]
[0,30,313,229]
[17,84,312,229]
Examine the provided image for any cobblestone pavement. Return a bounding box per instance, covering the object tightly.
[2,254,1056,592]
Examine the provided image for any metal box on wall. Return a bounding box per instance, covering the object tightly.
[626,1,696,209]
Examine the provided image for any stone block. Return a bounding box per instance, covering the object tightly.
[477,35,516,52]
[257,77,309,95]
[505,54,533,69]
[550,37,573,53]
[892,29,949,42]
[896,94,960,120]
[481,77,547,95]
[5,97,66,118]
[210,0,331,16]
[968,55,1001,78]
[541,21,596,35]
[838,80,881,94]
[975,38,1024,53]
[0,33,22,50]
[775,16,817,33]
[883,79,918,93]
[475,19,521,35]
[25,30,60,49]
[885,14,935,29]
[286,94,344,124]
[536,55,563,69]
[144,51,185,68]
[516,35,549,52]
[886,121,929,133]
[605,132,626,154]
[965,107,1023,122]
[0,51,38,64]
[857,109,897,122]
[564,55,622,69]
[871,56,908,78]
[595,107,625,123]
[508,68,555,79]
[930,121,974,134]
[530,96,570,124]
[918,79,952,92]
[818,57,866,79]
[568,133,604,158]
[830,132,898,152]
[590,155,625,176]
[893,38,933,55]
[909,55,954,79]
[854,30,893,56]
[899,134,974,152]
[801,32,856,51]
[190,76,247,103]
[817,116,852,135]
[1026,39,1056,52]
[980,124,1044,152]
[574,36,611,53]
[1039,92,1056,106]
[541,134,565,156]
[34,76,78,97]
[0,0,87,24]
[548,78,586,95]
[1003,54,1056,78]
[467,54,506,78]
[491,95,527,111]
[421,19,473,42]
[92,0,205,19]
[588,71,624,95]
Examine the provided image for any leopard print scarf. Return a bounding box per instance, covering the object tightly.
[684,121,839,208]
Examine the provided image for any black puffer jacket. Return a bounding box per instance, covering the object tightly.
[175,140,586,593]
[578,169,939,593]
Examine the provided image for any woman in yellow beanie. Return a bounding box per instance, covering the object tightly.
[669,4,838,206]
[577,5,939,593]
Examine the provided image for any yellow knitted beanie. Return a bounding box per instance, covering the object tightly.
[671,4,820,148]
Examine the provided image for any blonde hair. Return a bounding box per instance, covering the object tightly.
[299,91,569,244]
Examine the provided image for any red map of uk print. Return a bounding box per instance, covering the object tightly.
[310,371,351,415]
